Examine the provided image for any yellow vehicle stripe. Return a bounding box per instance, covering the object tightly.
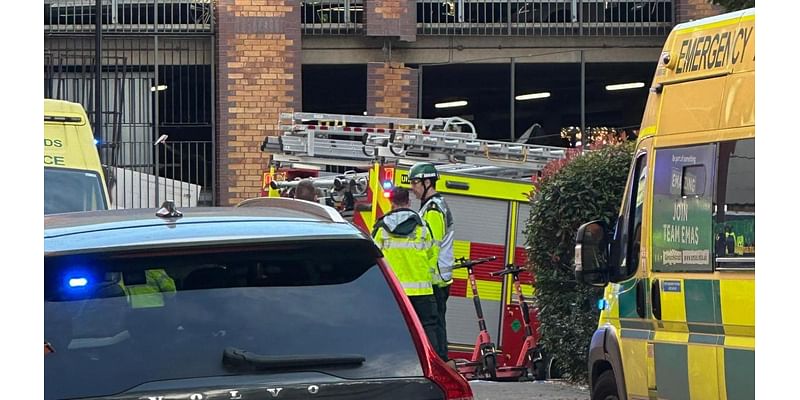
[506,202,518,303]
[451,240,506,301]
[521,283,534,298]
[716,347,727,400]
[674,13,753,35]
[394,167,532,202]
[451,241,470,281]
[639,125,656,137]
[618,338,649,397]
[453,240,471,261]
[474,280,503,302]
[659,279,687,324]
[723,336,754,349]
[653,330,689,343]
[688,345,720,399]
[719,279,755,331]
[675,18,738,34]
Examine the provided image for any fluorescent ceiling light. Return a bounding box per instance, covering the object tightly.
[150,85,168,92]
[605,82,645,91]
[435,100,468,109]
[515,92,551,101]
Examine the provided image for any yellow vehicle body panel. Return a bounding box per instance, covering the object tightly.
[44,100,103,173]
[596,8,755,400]
[394,167,533,202]
[44,99,110,213]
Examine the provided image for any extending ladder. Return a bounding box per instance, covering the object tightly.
[261,112,567,172]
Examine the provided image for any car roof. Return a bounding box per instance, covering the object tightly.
[44,203,373,256]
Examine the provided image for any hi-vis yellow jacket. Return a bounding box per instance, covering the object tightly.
[372,208,436,296]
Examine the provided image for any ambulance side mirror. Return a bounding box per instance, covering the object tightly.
[574,220,610,287]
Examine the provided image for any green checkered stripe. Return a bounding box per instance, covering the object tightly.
[614,278,754,400]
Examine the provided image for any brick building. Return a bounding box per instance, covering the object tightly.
[45,0,726,207]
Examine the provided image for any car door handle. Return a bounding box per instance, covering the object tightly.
[651,279,662,320]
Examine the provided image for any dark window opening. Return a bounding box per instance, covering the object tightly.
[714,139,755,268]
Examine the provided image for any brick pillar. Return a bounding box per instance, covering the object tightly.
[367,62,419,118]
[365,0,417,42]
[675,0,726,23]
[216,0,301,206]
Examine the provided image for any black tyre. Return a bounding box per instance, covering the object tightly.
[548,356,562,379]
[592,370,620,400]
[523,350,538,381]
[531,351,559,380]
[532,357,547,380]
[483,354,497,379]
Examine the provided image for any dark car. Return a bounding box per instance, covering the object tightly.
[44,199,472,400]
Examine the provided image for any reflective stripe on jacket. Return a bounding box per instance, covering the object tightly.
[420,194,454,287]
[372,208,436,296]
[123,269,176,308]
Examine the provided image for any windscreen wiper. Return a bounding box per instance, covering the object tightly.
[222,347,366,371]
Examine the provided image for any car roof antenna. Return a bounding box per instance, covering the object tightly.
[156,200,183,219]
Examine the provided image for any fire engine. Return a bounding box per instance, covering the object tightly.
[261,112,568,379]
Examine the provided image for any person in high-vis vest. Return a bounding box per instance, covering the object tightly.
[123,269,176,309]
[408,162,454,363]
[372,187,441,356]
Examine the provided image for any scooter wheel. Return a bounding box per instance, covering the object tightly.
[483,354,497,379]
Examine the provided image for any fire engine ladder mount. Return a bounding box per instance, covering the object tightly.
[261,112,567,173]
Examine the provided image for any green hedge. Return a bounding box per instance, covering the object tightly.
[524,142,634,383]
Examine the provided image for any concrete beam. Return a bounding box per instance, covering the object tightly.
[302,35,665,64]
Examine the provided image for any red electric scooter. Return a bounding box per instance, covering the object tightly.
[489,263,542,381]
[450,256,499,380]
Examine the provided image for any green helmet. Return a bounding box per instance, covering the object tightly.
[409,162,439,180]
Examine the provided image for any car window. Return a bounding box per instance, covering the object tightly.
[651,144,716,272]
[44,241,422,400]
[713,138,755,268]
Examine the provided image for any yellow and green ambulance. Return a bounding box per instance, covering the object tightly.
[574,7,754,400]
[44,99,111,214]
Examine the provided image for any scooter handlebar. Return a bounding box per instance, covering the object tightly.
[452,256,497,270]
[490,264,526,277]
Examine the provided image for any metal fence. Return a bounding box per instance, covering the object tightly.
[300,0,673,36]
[45,0,215,208]
[45,0,214,34]
[109,141,212,208]
[417,0,673,36]
[301,0,365,35]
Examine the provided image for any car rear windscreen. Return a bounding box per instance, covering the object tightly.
[44,240,422,400]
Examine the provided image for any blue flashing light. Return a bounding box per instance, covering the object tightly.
[382,180,393,190]
[93,139,100,146]
[597,298,608,311]
[68,277,89,288]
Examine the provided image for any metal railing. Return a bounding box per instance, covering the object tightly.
[45,0,214,34]
[106,140,213,209]
[417,0,673,36]
[300,0,672,36]
[301,0,365,35]
[45,35,216,207]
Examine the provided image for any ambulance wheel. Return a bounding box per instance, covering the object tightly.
[592,370,620,400]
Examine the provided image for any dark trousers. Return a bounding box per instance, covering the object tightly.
[433,284,450,361]
[409,294,440,357]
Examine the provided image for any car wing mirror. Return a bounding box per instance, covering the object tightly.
[574,220,610,287]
